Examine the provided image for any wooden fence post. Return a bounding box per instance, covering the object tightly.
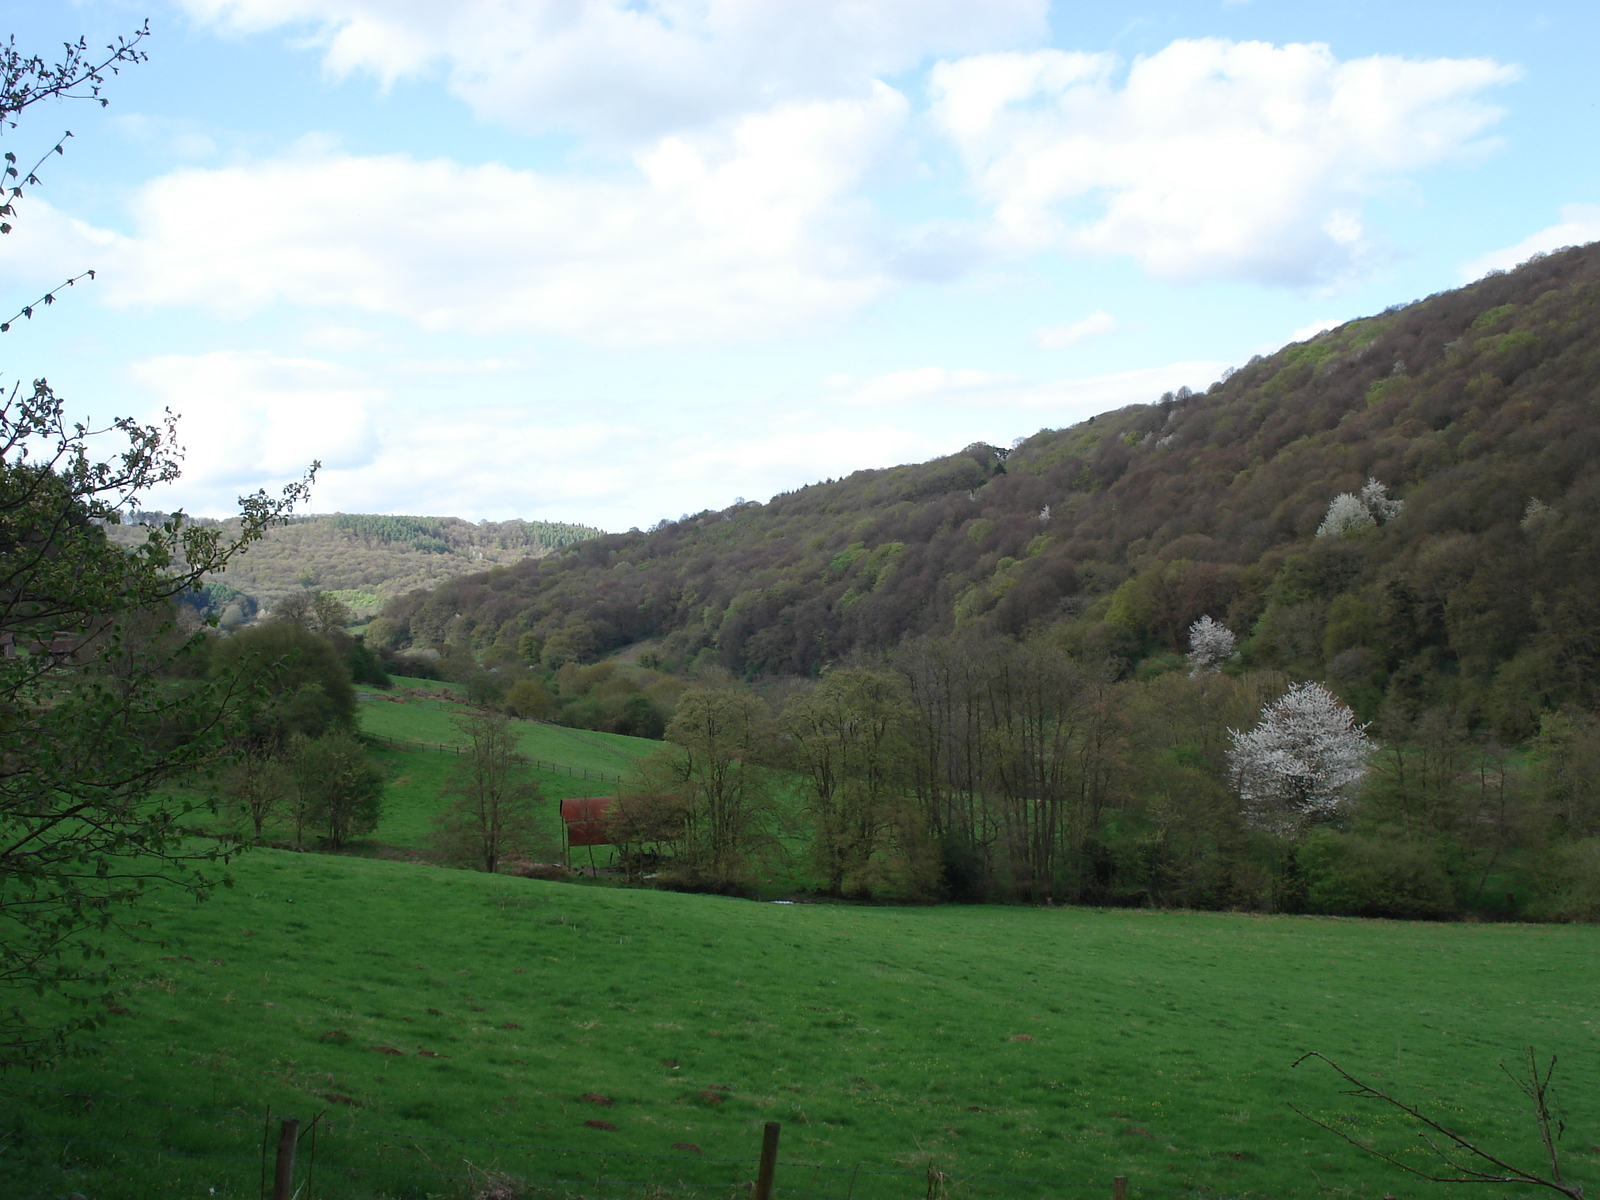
[272,1117,300,1200]
[755,1121,781,1200]
[1112,1175,1127,1200]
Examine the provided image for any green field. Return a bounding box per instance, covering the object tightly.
[364,678,658,776]
[4,847,1597,1199]
[215,684,661,856]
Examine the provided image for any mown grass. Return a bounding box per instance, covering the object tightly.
[4,849,1597,1199]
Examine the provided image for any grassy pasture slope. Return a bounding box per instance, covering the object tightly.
[353,688,659,855]
[5,851,1597,1199]
[359,686,657,776]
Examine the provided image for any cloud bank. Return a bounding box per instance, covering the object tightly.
[931,39,1517,285]
[1460,203,1600,280]
[180,0,1047,142]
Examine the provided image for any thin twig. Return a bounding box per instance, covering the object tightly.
[0,269,95,332]
[1290,1050,1584,1199]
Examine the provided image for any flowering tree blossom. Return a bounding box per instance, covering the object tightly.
[1316,478,1403,538]
[1359,478,1403,521]
[1186,615,1237,675]
[1227,682,1374,834]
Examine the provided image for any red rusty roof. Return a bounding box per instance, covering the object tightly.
[560,796,616,847]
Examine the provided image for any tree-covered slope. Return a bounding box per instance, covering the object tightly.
[108,512,605,618]
[373,243,1600,736]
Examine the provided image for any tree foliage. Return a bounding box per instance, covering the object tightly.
[781,668,920,898]
[209,622,357,750]
[291,731,384,852]
[0,25,313,1064]
[1185,615,1237,675]
[629,687,778,891]
[432,710,546,873]
[0,382,311,1064]
[375,242,1600,744]
[1228,682,1374,835]
[103,512,606,622]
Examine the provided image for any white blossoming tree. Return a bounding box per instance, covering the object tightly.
[1316,478,1403,538]
[1227,682,1374,835]
[1186,615,1237,675]
[1359,478,1403,521]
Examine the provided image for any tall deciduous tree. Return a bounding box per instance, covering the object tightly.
[433,710,546,873]
[782,668,913,898]
[1228,682,1374,835]
[658,687,776,889]
[221,745,291,845]
[293,731,384,852]
[210,622,358,750]
[1186,615,1237,675]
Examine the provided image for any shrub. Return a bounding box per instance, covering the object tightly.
[1298,830,1455,919]
[1521,839,1600,922]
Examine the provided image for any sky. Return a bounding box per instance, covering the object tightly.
[0,1,1595,532]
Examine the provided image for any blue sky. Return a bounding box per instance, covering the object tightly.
[0,0,1595,531]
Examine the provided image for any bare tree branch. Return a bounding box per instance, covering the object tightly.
[1290,1050,1585,1199]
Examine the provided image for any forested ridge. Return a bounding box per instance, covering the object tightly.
[372,241,1600,740]
[106,511,604,620]
[348,243,1600,918]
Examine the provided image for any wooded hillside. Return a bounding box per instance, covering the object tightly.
[108,512,604,620]
[372,242,1600,740]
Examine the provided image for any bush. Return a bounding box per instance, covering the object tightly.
[346,636,391,688]
[211,623,357,746]
[1521,839,1600,922]
[1299,829,1455,919]
[504,677,556,720]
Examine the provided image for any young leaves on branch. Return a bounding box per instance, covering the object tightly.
[0,21,150,129]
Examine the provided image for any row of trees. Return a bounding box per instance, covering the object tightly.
[606,621,1595,917]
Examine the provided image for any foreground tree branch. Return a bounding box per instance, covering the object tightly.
[0,378,315,1066]
[1289,1049,1583,1199]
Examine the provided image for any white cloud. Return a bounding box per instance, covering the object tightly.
[129,351,378,494]
[180,0,1046,143]
[394,357,531,376]
[1033,310,1117,349]
[298,324,386,352]
[823,359,1226,416]
[825,366,1016,406]
[1288,317,1343,342]
[110,113,220,159]
[137,380,953,531]
[22,87,910,345]
[930,39,1518,286]
[1459,203,1600,280]
[128,346,1224,529]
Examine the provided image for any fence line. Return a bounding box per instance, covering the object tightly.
[365,733,623,785]
[3,1083,1248,1200]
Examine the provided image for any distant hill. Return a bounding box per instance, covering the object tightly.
[107,512,605,621]
[372,242,1600,737]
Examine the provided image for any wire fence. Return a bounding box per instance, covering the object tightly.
[358,694,629,787]
[1,1082,1254,1200]
[364,732,623,786]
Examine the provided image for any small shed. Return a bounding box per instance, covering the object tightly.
[560,796,616,849]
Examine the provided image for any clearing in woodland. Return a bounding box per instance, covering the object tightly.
[3,850,1595,1199]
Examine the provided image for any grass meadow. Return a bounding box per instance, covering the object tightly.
[5,686,1598,1198]
[3,845,1598,1200]
[219,683,659,856]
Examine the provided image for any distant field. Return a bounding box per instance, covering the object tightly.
[204,683,657,855]
[5,850,1597,1199]
[361,683,659,776]
[353,688,658,861]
